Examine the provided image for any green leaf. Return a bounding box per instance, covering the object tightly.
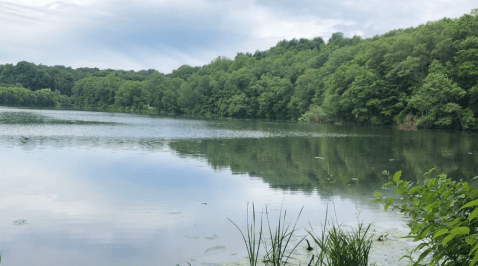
[450,227,470,235]
[384,203,390,211]
[471,251,478,266]
[420,225,433,238]
[393,171,402,183]
[442,234,456,246]
[450,218,461,227]
[416,248,432,264]
[460,199,478,210]
[470,243,478,256]
[373,198,383,203]
[412,201,419,206]
[373,192,381,197]
[469,209,478,221]
[427,179,435,188]
[382,182,393,187]
[433,229,449,239]
[466,236,476,245]
[409,187,420,194]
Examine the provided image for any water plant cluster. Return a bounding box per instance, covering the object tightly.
[227,203,374,266]
[178,168,478,266]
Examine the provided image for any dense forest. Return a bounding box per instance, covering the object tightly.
[0,9,477,130]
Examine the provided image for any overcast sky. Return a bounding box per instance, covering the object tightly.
[0,0,476,73]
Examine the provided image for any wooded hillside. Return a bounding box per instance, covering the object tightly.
[1,9,477,130]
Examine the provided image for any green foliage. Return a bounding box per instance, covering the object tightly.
[408,60,471,129]
[374,169,478,265]
[2,9,478,128]
[262,205,305,266]
[307,214,373,266]
[228,203,305,266]
[0,86,63,107]
[298,105,328,122]
[228,203,263,266]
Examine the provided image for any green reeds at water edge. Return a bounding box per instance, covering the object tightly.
[228,203,263,266]
[262,205,305,266]
[228,203,305,266]
[306,208,374,266]
[228,204,374,266]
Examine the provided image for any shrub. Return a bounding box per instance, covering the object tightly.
[374,169,478,266]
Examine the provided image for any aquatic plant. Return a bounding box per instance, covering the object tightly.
[228,203,263,266]
[229,202,306,266]
[306,207,373,266]
[262,205,305,266]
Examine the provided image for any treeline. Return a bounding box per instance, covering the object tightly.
[1,9,477,130]
[0,85,71,107]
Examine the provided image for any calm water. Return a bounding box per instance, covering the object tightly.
[1,106,477,265]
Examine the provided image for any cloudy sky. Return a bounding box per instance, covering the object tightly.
[0,0,476,73]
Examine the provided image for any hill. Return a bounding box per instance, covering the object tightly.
[1,9,477,130]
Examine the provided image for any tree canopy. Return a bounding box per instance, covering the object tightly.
[1,9,478,130]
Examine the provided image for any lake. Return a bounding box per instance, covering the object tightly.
[0,106,477,265]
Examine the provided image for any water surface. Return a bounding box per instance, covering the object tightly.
[1,106,477,265]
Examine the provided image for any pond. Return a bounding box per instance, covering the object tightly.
[0,106,477,265]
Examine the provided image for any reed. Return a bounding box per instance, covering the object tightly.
[306,208,373,266]
[262,205,305,266]
[228,203,263,266]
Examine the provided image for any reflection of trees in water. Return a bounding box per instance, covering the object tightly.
[2,127,477,193]
[0,111,121,125]
[0,136,167,151]
[169,131,478,192]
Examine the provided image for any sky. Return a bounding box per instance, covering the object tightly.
[0,0,476,74]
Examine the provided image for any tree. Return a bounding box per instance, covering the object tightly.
[408,60,472,129]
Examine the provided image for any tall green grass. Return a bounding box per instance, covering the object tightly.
[227,203,375,266]
[229,203,305,266]
[228,203,263,266]
[306,208,374,266]
[262,205,305,266]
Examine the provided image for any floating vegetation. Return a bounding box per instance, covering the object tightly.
[204,245,226,254]
[13,219,27,225]
[204,234,218,240]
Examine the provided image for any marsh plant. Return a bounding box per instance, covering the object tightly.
[230,203,374,266]
[306,212,373,266]
[229,203,305,266]
[262,205,305,266]
[228,203,264,266]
